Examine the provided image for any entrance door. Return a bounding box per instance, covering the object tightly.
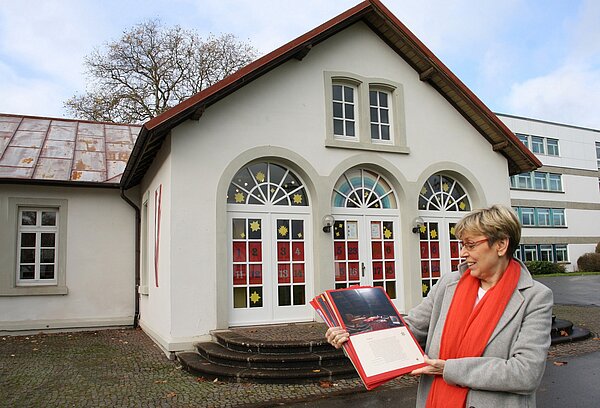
[332,215,400,302]
[228,213,312,326]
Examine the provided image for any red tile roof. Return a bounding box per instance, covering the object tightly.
[0,114,141,185]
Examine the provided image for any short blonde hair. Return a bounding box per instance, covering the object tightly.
[454,204,521,257]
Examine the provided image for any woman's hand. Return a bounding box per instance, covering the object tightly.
[326,326,349,349]
[410,355,446,376]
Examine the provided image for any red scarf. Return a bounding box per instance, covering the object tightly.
[426,259,521,408]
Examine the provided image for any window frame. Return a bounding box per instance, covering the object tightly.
[546,138,559,156]
[510,171,563,192]
[332,82,358,140]
[324,72,408,154]
[1,197,68,296]
[369,87,393,144]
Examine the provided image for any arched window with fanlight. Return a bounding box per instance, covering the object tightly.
[418,174,471,297]
[331,168,402,305]
[226,162,312,326]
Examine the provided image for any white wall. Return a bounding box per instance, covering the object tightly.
[0,185,135,332]
[144,22,513,349]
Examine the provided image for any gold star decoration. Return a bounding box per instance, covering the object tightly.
[450,226,456,236]
[278,225,288,237]
[293,194,303,204]
[250,221,261,232]
[419,225,427,233]
[421,187,427,195]
[250,291,261,304]
[383,228,392,239]
[297,232,303,238]
[240,232,246,238]
[430,229,438,239]
[234,192,245,203]
[459,201,466,210]
[442,183,449,192]
[422,283,429,295]
[255,171,266,182]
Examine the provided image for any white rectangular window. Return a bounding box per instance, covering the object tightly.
[534,172,547,190]
[552,208,566,226]
[596,141,600,169]
[523,245,538,262]
[332,84,356,138]
[531,136,545,154]
[520,207,535,226]
[369,90,392,142]
[17,208,58,285]
[517,173,532,189]
[548,173,562,191]
[536,208,551,226]
[555,244,569,262]
[546,138,559,156]
[539,245,553,262]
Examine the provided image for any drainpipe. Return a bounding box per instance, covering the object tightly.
[120,187,141,328]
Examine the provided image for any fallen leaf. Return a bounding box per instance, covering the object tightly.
[154,380,167,384]
[319,380,334,388]
[312,369,321,373]
[560,330,569,337]
[553,361,568,366]
[165,392,177,398]
[196,377,207,382]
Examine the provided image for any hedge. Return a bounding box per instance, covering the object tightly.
[577,253,600,272]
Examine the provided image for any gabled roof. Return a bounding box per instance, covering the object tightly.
[0,113,140,186]
[119,0,540,189]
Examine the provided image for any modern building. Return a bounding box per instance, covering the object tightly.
[498,114,600,271]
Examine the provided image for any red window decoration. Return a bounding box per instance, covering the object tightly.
[249,264,262,284]
[292,242,304,261]
[233,264,247,285]
[248,242,262,262]
[371,241,382,259]
[372,261,383,280]
[334,242,346,260]
[277,242,290,261]
[278,264,291,283]
[348,262,360,280]
[335,263,347,281]
[421,261,430,278]
[347,242,359,260]
[233,242,246,262]
[384,242,394,259]
[292,264,305,283]
[385,262,395,279]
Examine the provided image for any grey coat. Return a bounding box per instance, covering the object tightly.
[405,259,553,408]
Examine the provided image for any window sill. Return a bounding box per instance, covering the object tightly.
[509,188,564,193]
[326,139,410,154]
[0,285,68,296]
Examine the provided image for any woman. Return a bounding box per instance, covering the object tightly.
[326,205,553,407]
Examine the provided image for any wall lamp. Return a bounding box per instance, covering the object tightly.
[412,216,425,234]
[322,214,335,233]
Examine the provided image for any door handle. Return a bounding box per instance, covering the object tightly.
[361,262,365,277]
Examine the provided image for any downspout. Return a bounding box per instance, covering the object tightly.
[120,187,141,328]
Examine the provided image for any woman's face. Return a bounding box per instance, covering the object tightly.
[459,233,506,282]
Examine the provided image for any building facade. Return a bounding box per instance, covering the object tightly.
[499,114,600,271]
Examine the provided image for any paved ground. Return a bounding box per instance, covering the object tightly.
[1,275,599,407]
[536,274,600,306]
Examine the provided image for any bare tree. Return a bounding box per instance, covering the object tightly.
[65,20,258,123]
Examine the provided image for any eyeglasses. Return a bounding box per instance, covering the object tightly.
[459,238,488,251]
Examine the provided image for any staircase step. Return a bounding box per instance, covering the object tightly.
[213,329,332,354]
[197,341,350,370]
[551,326,591,344]
[177,352,358,383]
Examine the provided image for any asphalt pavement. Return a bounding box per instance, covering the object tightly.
[536,274,600,306]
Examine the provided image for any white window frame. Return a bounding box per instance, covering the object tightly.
[16,207,59,286]
[531,136,545,154]
[536,208,551,227]
[555,244,569,263]
[546,138,559,156]
[332,82,358,140]
[551,208,566,226]
[523,245,538,262]
[369,87,393,144]
[1,198,68,296]
[324,72,408,154]
[539,244,553,262]
[516,133,529,148]
[520,207,535,226]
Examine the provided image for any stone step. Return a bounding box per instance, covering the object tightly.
[177,351,358,383]
[212,329,333,354]
[551,317,591,344]
[196,341,349,370]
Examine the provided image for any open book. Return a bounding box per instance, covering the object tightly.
[311,286,426,390]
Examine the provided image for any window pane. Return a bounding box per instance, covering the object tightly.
[547,139,559,156]
[278,286,291,306]
[534,172,547,190]
[40,265,55,279]
[21,233,36,247]
[380,109,389,124]
[343,86,353,103]
[552,209,565,226]
[333,119,344,135]
[293,285,305,305]
[20,265,35,280]
[346,121,355,136]
[332,85,342,101]
[521,208,535,225]
[381,125,390,140]
[333,102,343,118]
[537,208,550,226]
[379,92,388,107]
[370,107,378,122]
[20,249,35,263]
[517,133,529,148]
[21,211,36,226]
[344,104,354,120]
[549,174,562,191]
[371,124,379,140]
[41,233,55,247]
[531,136,544,154]
[41,249,55,263]
[42,211,56,226]
[369,90,377,105]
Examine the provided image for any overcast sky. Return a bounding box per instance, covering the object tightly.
[1,0,599,128]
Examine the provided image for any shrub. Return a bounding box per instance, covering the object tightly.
[595,242,600,254]
[577,253,600,272]
[525,260,566,275]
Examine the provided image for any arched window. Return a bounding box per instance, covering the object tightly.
[333,168,397,209]
[227,162,308,206]
[419,174,470,212]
